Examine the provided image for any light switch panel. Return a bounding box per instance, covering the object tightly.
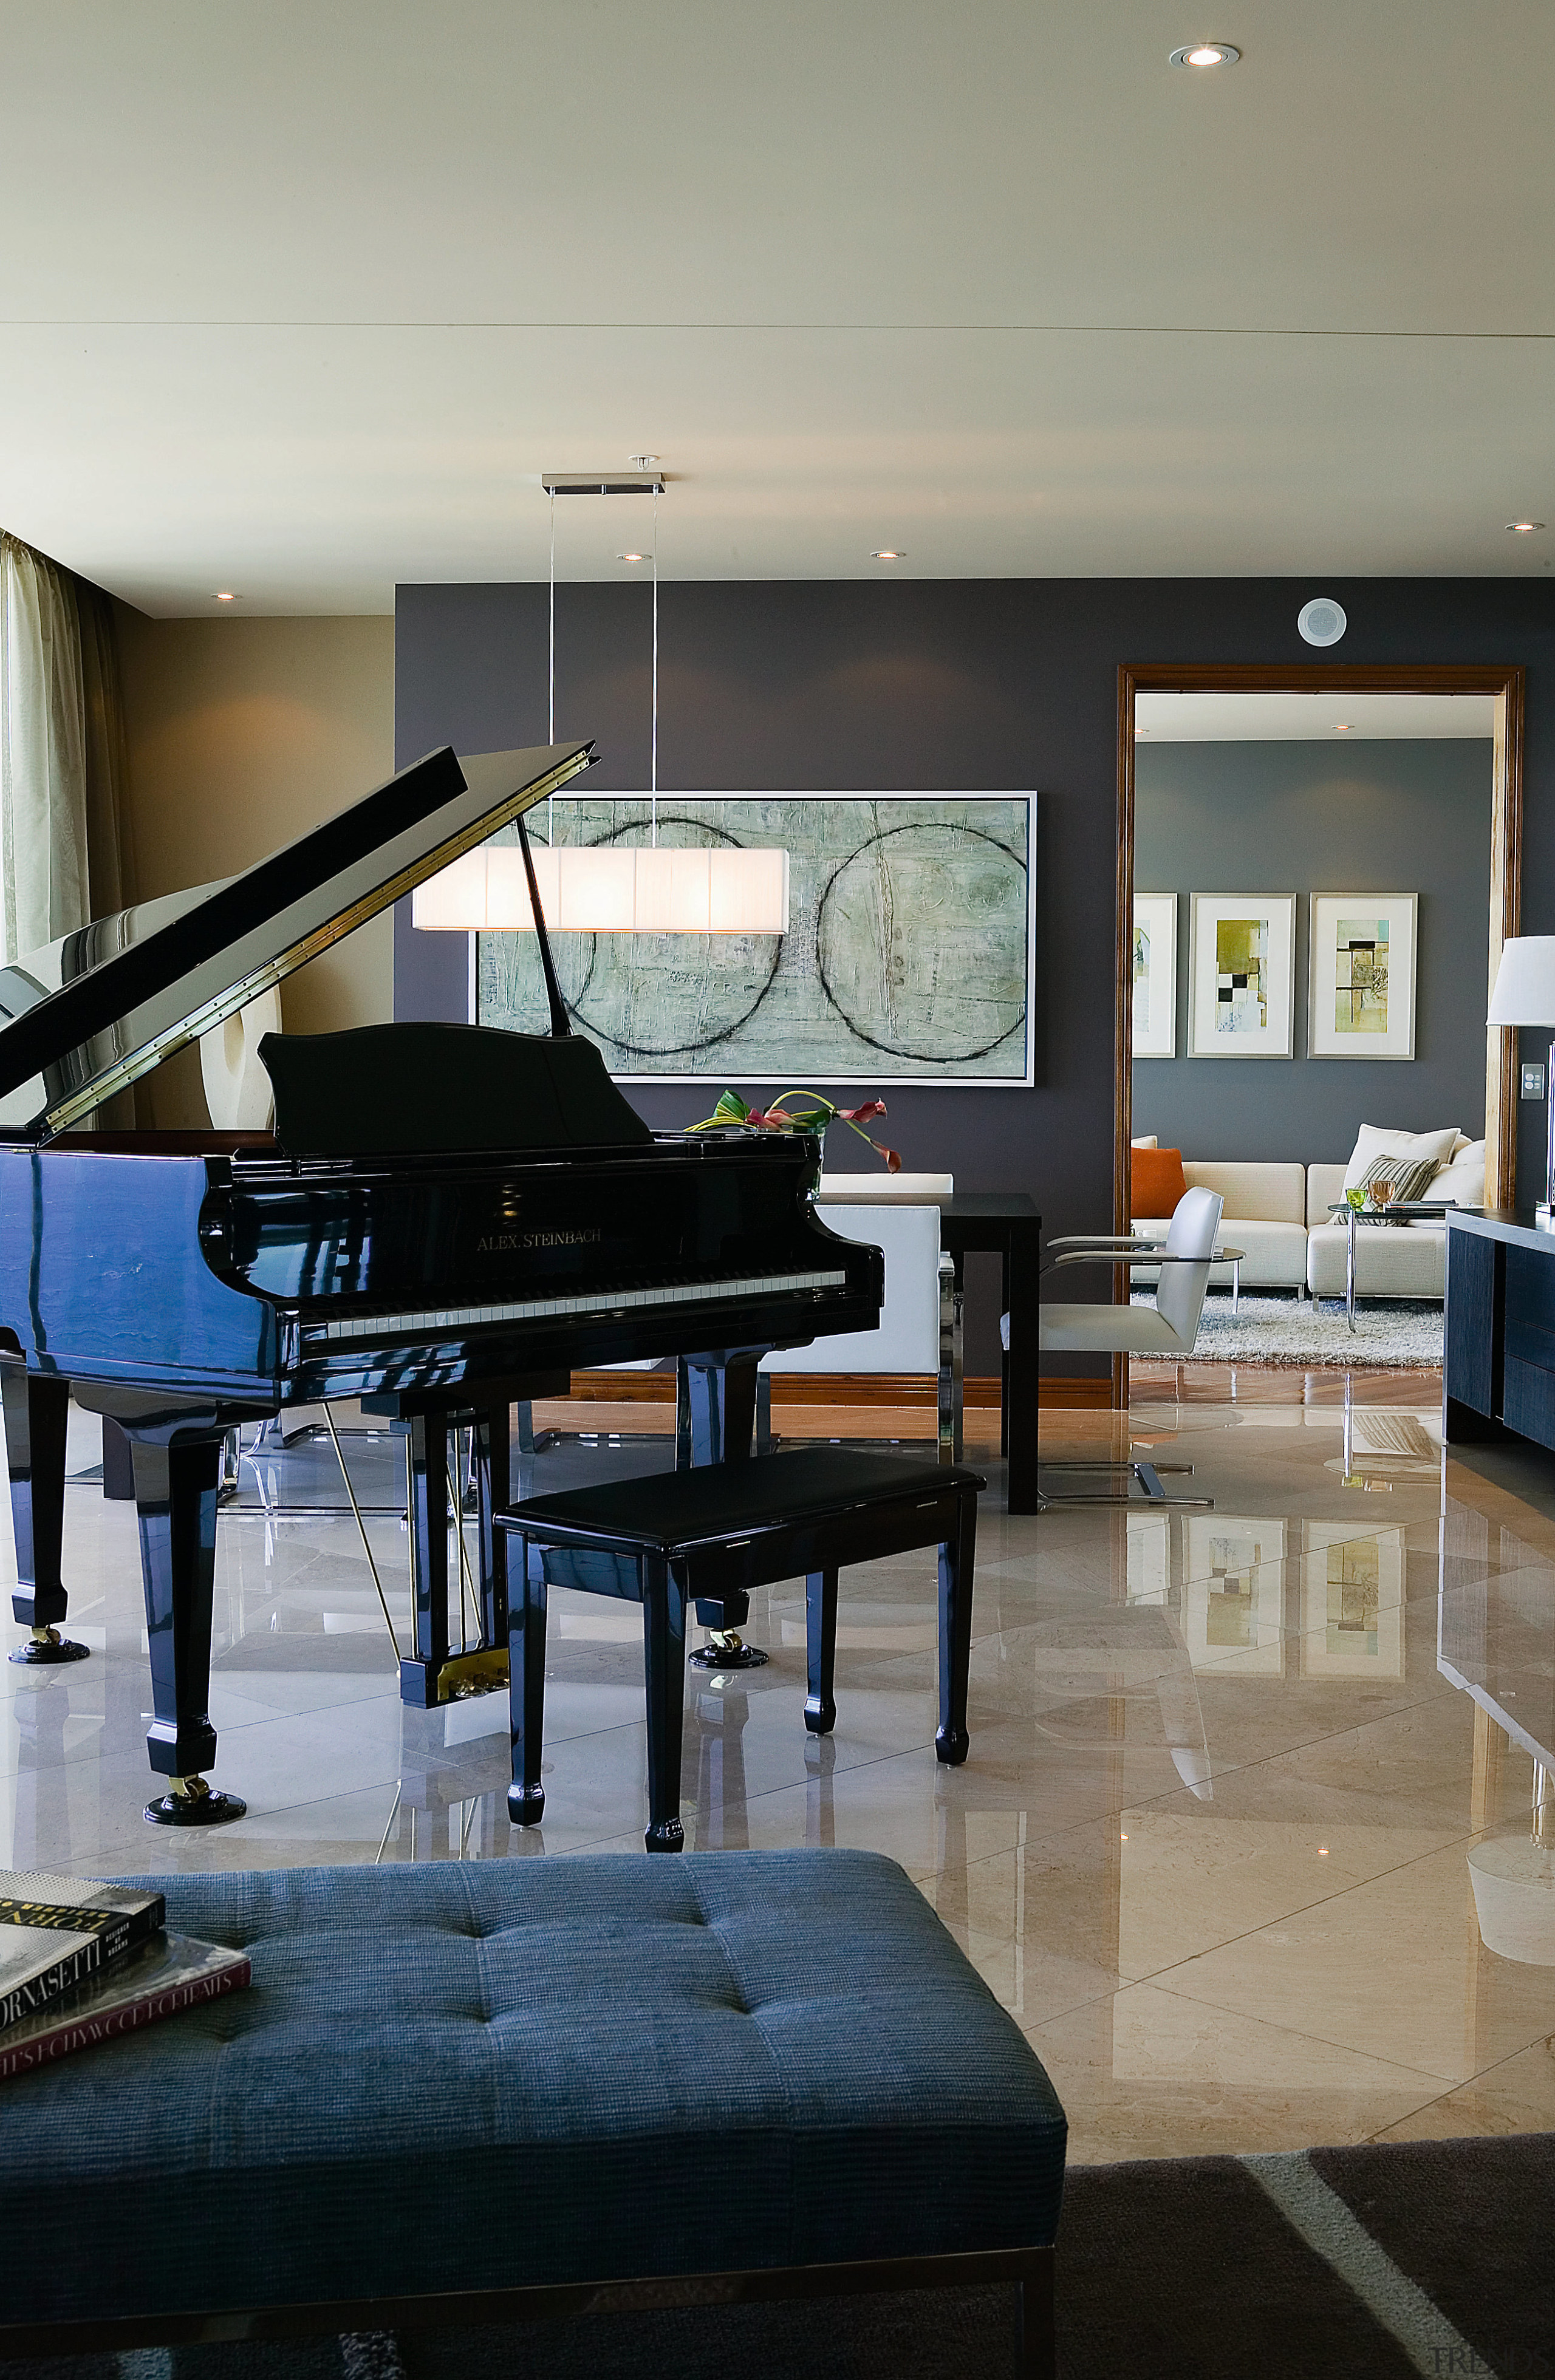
[1522,1061,1546,1100]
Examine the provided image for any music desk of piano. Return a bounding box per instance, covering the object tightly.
[0,743,883,1826]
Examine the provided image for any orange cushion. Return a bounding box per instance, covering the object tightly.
[1131,1145,1189,1218]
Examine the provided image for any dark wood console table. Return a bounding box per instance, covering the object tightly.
[1444,1209,1555,1451]
[938,1193,1041,1515]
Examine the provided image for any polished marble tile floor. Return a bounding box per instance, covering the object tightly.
[6,1386,1555,2164]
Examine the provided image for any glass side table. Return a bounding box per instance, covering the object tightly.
[1327,1201,1451,1333]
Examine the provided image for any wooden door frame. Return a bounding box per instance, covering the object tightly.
[1114,661,1526,1407]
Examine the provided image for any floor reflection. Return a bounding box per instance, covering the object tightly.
[7,1393,1555,2157]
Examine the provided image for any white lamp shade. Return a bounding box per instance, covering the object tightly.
[556,847,637,930]
[411,847,552,930]
[1488,936,1555,1027]
[709,847,790,933]
[412,843,790,935]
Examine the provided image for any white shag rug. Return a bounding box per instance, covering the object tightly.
[1130,1289,1444,1368]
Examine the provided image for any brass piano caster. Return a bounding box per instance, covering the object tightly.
[688,1630,768,1672]
[9,1625,89,1667]
[144,1773,248,1827]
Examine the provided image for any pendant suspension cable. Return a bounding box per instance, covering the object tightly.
[651,482,659,843]
[547,488,556,848]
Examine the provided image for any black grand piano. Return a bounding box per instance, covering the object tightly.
[0,742,882,1824]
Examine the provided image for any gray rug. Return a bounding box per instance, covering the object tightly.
[1132,1289,1444,1368]
[3,2136,1546,2379]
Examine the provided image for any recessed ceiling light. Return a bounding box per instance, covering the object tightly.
[1333,723,1353,732]
[871,549,905,561]
[1169,41,1240,67]
[618,552,649,563]
[1508,520,1545,533]
[212,591,238,602]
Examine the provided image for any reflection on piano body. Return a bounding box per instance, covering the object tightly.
[0,743,882,1824]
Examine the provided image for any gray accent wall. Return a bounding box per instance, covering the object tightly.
[395,577,1555,1376]
[1132,738,1493,1162]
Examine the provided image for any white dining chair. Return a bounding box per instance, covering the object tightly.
[760,1202,963,1461]
[1002,1185,1224,1507]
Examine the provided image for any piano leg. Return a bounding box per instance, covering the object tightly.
[675,1351,760,1468]
[506,1535,546,1827]
[678,1351,770,1671]
[2,1367,87,1667]
[642,1555,688,1853]
[124,1418,247,1825]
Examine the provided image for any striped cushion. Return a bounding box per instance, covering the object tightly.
[1357,1153,1441,1206]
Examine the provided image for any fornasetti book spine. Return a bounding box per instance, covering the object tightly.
[0,1878,166,1960]
[0,1934,251,2081]
[0,1871,167,2030]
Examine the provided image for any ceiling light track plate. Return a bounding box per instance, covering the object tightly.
[542,471,666,497]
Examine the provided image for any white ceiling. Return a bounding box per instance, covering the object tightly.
[1134,691,1497,740]
[2,0,1553,613]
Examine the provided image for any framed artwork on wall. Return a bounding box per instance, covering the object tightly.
[1132,892,1178,1057]
[1188,893,1297,1058]
[476,793,1035,1085]
[1308,892,1418,1060]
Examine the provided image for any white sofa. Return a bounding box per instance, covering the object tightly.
[1134,1138,1484,1302]
[1134,1161,1308,1294]
[1303,1163,1449,1298]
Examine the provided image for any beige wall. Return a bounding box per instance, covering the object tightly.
[114,609,394,1124]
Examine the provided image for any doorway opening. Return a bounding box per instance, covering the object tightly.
[1113,664,1525,1408]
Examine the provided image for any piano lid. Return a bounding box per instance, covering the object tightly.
[0,741,594,1142]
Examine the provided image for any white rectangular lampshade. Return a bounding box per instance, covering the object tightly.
[412,843,790,935]
[1488,936,1555,1027]
[633,847,714,931]
[555,847,637,930]
[709,847,790,933]
[410,847,556,930]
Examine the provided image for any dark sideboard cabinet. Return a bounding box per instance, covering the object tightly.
[1444,1210,1555,1451]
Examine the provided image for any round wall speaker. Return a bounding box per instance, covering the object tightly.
[1297,596,1347,647]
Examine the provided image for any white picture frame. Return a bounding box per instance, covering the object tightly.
[1182,1515,1287,1675]
[1299,1524,1405,1680]
[1188,893,1297,1059]
[1308,892,1418,1061]
[477,791,1036,1086]
[1132,892,1178,1058]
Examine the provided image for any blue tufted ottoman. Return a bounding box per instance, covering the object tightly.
[0,1851,1067,2374]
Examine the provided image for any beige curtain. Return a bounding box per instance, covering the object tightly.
[75,578,134,920]
[0,534,134,967]
[0,533,91,961]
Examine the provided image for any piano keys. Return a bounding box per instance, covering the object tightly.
[0,742,883,1823]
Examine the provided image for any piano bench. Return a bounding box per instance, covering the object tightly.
[494,1445,986,1852]
[0,1854,1067,2376]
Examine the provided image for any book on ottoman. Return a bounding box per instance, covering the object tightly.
[0,1871,166,2031]
[0,1931,250,2081]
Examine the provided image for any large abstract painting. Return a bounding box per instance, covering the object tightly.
[476,794,1034,1083]
[1308,892,1418,1060]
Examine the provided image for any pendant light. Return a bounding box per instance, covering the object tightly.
[414,466,789,939]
